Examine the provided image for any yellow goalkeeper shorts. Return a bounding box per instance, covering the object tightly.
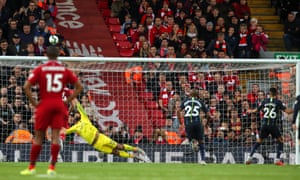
[93,133,118,154]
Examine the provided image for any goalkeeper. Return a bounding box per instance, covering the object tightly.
[65,99,147,162]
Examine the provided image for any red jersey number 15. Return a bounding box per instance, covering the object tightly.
[46,73,63,92]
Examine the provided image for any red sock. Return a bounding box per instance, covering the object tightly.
[29,144,42,169]
[49,144,60,169]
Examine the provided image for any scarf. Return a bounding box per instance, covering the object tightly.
[215,40,227,52]
[239,32,248,46]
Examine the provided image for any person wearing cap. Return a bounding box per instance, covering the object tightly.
[8,33,27,55]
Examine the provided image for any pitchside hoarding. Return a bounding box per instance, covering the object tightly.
[0,144,296,164]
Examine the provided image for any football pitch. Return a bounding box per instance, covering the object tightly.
[0,162,299,180]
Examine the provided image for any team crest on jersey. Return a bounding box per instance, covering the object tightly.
[28,73,34,79]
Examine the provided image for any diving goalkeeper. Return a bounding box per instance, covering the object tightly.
[66,99,148,162]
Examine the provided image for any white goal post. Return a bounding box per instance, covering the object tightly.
[0,56,299,165]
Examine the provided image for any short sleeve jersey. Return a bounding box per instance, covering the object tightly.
[180,97,208,125]
[28,60,78,100]
[258,98,286,126]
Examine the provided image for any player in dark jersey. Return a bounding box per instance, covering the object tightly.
[21,46,83,176]
[178,89,209,165]
[246,87,293,166]
[292,95,300,154]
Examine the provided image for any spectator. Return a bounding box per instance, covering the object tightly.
[229,109,242,136]
[0,96,14,142]
[0,27,4,40]
[41,0,58,21]
[163,117,182,145]
[202,21,216,47]
[222,70,240,95]
[215,16,226,33]
[136,40,150,57]
[174,9,187,30]
[248,17,258,35]
[6,19,20,43]
[131,125,149,144]
[149,17,167,46]
[19,24,34,45]
[0,1,10,30]
[283,12,300,51]
[118,0,138,25]
[218,0,234,17]
[202,117,213,143]
[43,10,55,28]
[232,0,251,21]
[207,32,233,57]
[235,23,252,58]
[8,33,27,55]
[225,26,238,56]
[7,75,18,101]
[176,41,188,57]
[120,14,132,34]
[166,45,176,58]
[12,96,28,118]
[158,38,169,57]
[34,19,48,40]
[111,0,123,18]
[148,45,158,57]
[247,83,260,106]
[159,80,176,115]
[152,128,167,144]
[26,12,39,32]
[158,1,173,19]
[5,122,33,144]
[251,25,268,57]
[34,35,46,56]
[213,130,228,145]
[133,34,146,55]
[26,1,42,20]
[0,39,15,55]
[24,43,35,56]
[207,72,223,95]
[140,6,155,26]
[185,23,198,44]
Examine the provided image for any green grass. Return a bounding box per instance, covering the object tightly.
[0,162,299,180]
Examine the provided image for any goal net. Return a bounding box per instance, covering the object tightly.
[0,57,298,164]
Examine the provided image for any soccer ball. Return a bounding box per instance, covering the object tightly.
[49,35,59,45]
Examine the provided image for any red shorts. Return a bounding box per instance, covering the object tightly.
[35,99,67,131]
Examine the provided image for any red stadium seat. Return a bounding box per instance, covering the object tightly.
[98,1,108,9]
[148,109,164,119]
[112,33,128,41]
[152,118,166,128]
[116,41,132,49]
[101,9,111,19]
[144,101,158,109]
[106,17,120,25]
[109,25,121,34]
[119,49,134,57]
[139,92,154,101]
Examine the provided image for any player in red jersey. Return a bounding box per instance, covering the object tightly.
[20,46,83,176]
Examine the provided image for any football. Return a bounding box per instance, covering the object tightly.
[49,35,59,45]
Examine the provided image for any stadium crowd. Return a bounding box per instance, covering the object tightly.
[0,0,298,150]
[111,0,300,57]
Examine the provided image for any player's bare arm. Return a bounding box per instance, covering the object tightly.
[23,81,38,107]
[65,81,83,104]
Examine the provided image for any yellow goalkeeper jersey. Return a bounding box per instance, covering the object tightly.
[66,102,98,145]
